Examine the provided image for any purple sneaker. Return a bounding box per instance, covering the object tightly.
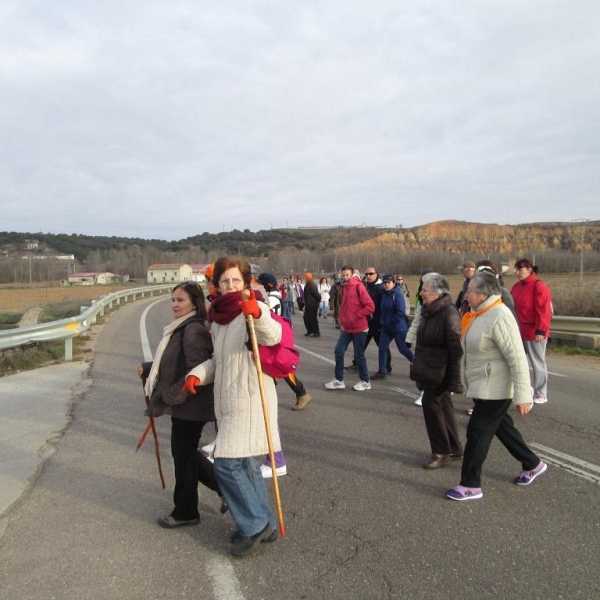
[445,485,483,501]
[514,461,547,486]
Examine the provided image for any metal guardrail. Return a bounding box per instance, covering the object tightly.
[0,284,173,360]
[1,291,599,359]
[550,316,600,335]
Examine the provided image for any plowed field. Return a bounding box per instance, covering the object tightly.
[0,284,141,312]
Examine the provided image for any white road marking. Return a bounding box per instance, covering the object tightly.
[295,344,336,365]
[391,386,420,400]
[207,556,245,600]
[530,443,600,484]
[140,297,246,600]
[140,298,166,361]
[547,371,567,378]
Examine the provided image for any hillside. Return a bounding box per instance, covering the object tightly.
[2,221,598,260]
[357,221,600,256]
[1,221,599,283]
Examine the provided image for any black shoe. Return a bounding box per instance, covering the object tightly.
[219,499,229,514]
[310,333,321,337]
[230,523,276,557]
[157,515,200,529]
[230,528,278,544]
[304,332,311,336]
[344,364,359,371]
[371,371,386,380]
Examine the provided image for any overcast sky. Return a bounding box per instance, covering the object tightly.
[1,1,598,240]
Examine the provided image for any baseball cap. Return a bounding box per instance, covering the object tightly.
[382,274,394,283]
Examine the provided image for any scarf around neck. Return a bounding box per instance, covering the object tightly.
[208,289,264,325]
[460,297,503,339]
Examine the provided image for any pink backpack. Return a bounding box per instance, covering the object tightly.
[256,313,300,379]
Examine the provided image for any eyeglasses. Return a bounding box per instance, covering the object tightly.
[365,272,376,276]
[396,278,403,281]
[218,278,243,287]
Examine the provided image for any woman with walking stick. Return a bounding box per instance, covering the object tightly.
[183,256,282,557]
[139,282,221,528]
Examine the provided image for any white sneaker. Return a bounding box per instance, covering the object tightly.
[414,392,423,406]
[353,380,371,391]
[533,395,548,404]
[261,464,287,479]
[325,379,346,389]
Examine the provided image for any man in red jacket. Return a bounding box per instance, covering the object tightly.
[325,265,375,391]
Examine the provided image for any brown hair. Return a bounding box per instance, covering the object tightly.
[514,258,538,274]
[212,256,253,291]
[172,282,207,319]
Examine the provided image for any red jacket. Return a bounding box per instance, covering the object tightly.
[511,274,552,340]
[339,276,375,333]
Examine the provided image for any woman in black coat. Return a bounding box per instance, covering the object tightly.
[409,273,464,469]
[139,282,220,528]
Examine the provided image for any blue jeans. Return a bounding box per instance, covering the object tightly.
[214,457,275,537]
[378,326,414,372]
[319,300,329,318]
[334,330,369,382]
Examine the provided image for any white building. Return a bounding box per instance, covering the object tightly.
[147,263,193,284]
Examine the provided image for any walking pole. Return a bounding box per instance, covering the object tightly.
[136,375,166,490]
[242,290,286,536]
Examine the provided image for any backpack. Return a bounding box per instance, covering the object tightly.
[256,313,300,379]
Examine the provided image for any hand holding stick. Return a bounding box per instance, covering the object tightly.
[241,289,286,536]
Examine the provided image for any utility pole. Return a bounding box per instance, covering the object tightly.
[571,219,589,286]
[578,220,590,286]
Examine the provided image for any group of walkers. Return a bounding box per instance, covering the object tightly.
[138,254,552,560]
[322,260,551,502]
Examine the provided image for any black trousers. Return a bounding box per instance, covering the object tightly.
[284,372,306,398]
[303,304,320,335]
[170,417,220,521]
[461,399,540,488]
[421,389,462,456]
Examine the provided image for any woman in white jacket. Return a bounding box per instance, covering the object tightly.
[445,272,547,501]
[184,256,282,556]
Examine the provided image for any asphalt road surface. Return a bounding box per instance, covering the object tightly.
[1,296,599,600]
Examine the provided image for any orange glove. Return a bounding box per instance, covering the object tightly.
[240,289,261,319]
[182,375,200,394]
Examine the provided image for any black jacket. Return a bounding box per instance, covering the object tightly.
[410,294,463,393]
[143,318,215,421]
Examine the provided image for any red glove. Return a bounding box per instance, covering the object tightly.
[182,375,200,394]
[240,289,261,319]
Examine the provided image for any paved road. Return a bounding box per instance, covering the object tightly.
[1,297,599,600]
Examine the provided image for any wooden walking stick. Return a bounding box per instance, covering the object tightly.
[136,375,166,490]
[242,289,286,536]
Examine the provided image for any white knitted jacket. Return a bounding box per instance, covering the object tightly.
[461,295,532,405]
[189,302,282,458]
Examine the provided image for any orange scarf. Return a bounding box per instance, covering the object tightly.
[460,298,503,339]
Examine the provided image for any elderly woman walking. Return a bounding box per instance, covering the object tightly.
[409,273,464,469]
[445,272,546,501]
[183,256,282,557]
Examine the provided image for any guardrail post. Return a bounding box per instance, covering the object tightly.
[65,338,73,362]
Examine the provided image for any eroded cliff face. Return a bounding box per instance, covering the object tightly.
[351,221,600,255]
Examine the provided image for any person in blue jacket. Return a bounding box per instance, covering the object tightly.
[372,274,414,379]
